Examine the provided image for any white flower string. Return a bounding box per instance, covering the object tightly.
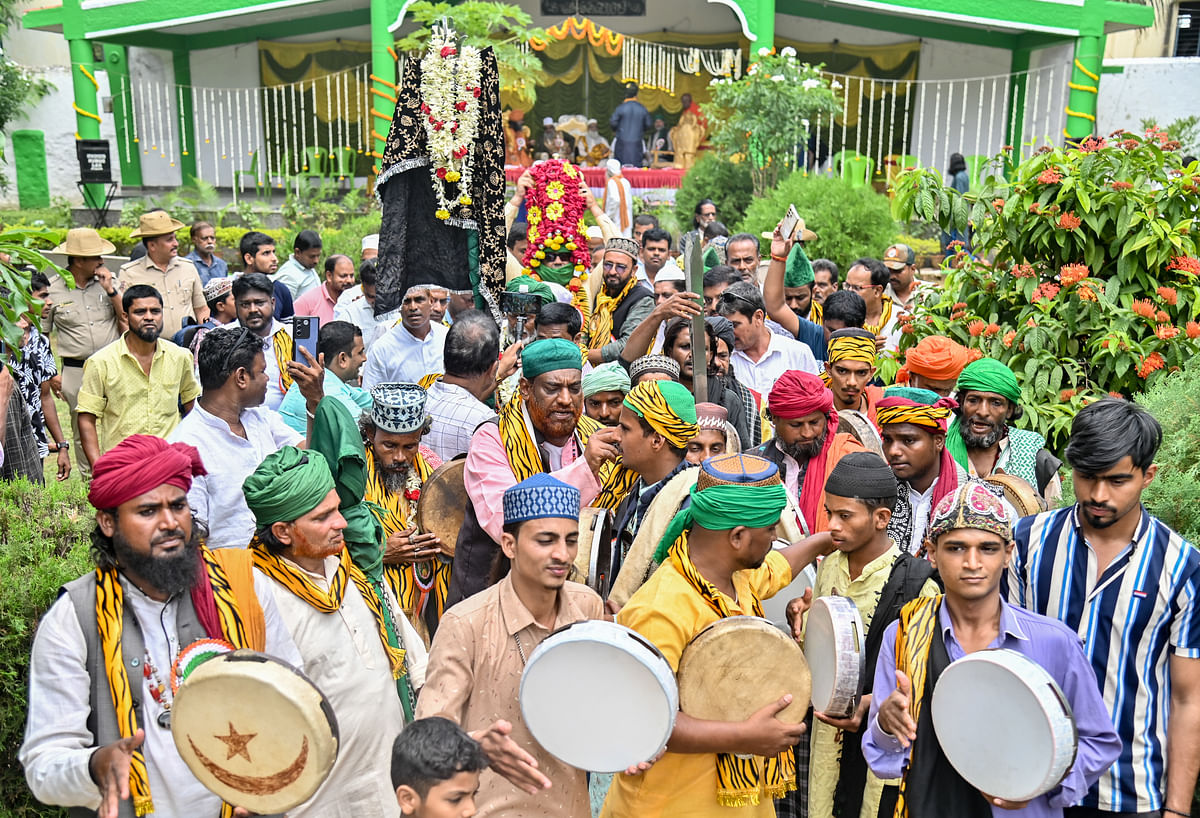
[420,27,483,221]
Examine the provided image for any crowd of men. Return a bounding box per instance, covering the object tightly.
[15,196,1200,818]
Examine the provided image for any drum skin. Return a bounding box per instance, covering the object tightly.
[571,507,613,597]
[805,596,866,717]
[520,620,678,773]
[416,460,468,557]
[678,616,812,724]
[171,650,339,814]
[931,649,1078,802]
[984,473,1044,518]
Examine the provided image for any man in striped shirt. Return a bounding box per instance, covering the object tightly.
[1008,399,1200,818]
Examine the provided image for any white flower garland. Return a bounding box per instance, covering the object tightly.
[421,31,483,221]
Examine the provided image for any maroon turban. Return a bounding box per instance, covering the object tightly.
[88,434,207,510]
[768,370,841,533]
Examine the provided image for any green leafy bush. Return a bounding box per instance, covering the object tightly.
[673,153,755,238]
[1135,361,1200,543]
[0,477,93,818]
[740,173,896,268]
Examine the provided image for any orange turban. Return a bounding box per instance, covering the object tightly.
[895,336,970,384]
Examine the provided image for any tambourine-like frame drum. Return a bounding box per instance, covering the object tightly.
[678,616,812,724]
[805,596,866,717]
[416,459,468,557]
[571,507,613,597]
[171,650,340,814]
[520,620,678,773]
[931,649,1078,803]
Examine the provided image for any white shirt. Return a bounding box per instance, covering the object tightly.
[257,555,427,818]
[20,572,301,814]
[731,331,819,396]
[604,176,633,238]
[362,321,448,390]
[168,403,301,548]
[241,318,292,410]
[334,286,392,352]
[425,380,496,462]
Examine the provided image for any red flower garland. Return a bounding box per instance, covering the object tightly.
[521,160,593,279]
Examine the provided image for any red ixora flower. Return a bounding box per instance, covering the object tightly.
[1111,181,1134,191]
[1187,321,1200,339]
[968,319,986,337]
[1032,282,1061,303]
[1156,324,1180,340]
[1028,203,1042,214]
[1080,136,1107,153]
[1060,389,1077,401]
[1157,286,1178,305]
[953,301,968,310]
[1121,139,1139,150]
[1078,285,1098,301]
[1058,212,1082,230]
[1167,256,1200,276]
[404,488,421,501]
[1011,263,1037,278]
[1038,167,1063,184]
[1137,352,1166,378]
[1060,264,1089,285]
[1002,330,1016,348]
[1131,299,1156,318]
[984,323,1001,337]
[1156,310,1171,323]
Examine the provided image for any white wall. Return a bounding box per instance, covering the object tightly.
[1097,57,1200,138]
[127,46,182,187]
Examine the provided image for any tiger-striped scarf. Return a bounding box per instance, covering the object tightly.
[666,536,797,807]
[272,328,294,394]
[891,594,942,818]
[95,547,249,817]
[587,273,638,350]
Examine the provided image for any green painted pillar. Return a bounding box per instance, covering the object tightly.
[1065,33,1104,142]
[102,43,143,188]
[172,50,198,182]
[69,37,104,210]
[12,131,50,208]
[720,0,775,48]
[369,0,398,176]
[1005,47,1030,169]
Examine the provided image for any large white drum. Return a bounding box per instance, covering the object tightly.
[520,620,677,773]
[931,649,1078,803]
[804,596,866,717]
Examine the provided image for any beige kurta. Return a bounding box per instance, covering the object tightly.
[257,554,428,818]
[418,575,604,818]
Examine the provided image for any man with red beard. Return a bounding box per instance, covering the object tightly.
[448,339,620,605]
[21,435,300,818]
[753,371,863,535]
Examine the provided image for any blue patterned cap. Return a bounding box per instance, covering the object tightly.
[370,382,427,434]
[503,473,581,525]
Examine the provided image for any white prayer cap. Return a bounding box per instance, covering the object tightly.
[605,158,621,176]
[587,118,598,125]
[656,260,686,282]
[361,234,379,252]
[543,117,554,126]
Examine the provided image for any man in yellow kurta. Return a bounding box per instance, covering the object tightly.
[786,452,938,818]
[601,453,831,818]
[361,382,447,645]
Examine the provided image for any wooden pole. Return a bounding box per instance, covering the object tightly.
[687,237,707,403]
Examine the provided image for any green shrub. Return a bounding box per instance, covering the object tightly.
[0,478,93,818]
[1135,361,1200,543]
[740,174,897,268]
[674,153,755,238]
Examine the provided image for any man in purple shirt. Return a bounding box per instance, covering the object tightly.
[863,480,1119,817]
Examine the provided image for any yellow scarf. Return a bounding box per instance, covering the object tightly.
[667,537,796,807]
[95,547,249,817]
[865,295,894,337]
[418,373,441,389]
[272,328,295,394]
[364,450,451,631]
[587,273,638,350]
[250,542,407,681]
[892,595,942,818]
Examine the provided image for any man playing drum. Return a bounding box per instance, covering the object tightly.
[864,481,1119,817]
[21,436,301,818]
[361,383,448,642]
[600,453,833,817]
[419,474,653,817]
[244,447,427,818]
[786,452,939,818]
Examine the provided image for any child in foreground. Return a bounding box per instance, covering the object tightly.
[393,717,490,818]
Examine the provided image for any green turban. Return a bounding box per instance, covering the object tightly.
[785,243,814,288]
[652,480,788,564]
[955,358,1022,404]
[583,362,631,398]
[883,385,942,404]
[703,244,720,272]
[522,338,583,380]
[243,446,337,528]
[506,275,554,307]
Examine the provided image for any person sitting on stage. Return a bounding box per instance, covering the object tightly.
[586,237,655,366]
[893,334,970,398]
[421,474,654,818]
[583,362,631,428]
[600,454,833,817]
[824,328,885,420]
[21,435,300,818]
[864,481,1120,816]
[946,358,1062,504]
[754,371,864,535]
[784,453,938,818]
[245,446,427,818]
[448,339,620,606]
[688,402,740,465]
[876,387,967,555]
[393,717,490,818]
[609,380,699,578]
[361,383,447,642]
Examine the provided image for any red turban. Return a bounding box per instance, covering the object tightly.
[88,434,207,510]
[768,370,840,534]
[895,335,970,384]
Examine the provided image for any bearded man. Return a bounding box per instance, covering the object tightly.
[361,383,448,642]
[754,370,863,534]
[946,358,1063,504]
[21,436,299,818]
[448,339,621,606]
[586,238,654,365]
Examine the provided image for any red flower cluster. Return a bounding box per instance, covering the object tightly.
[521,161,591,274]
[1060,389,1077,401]
[1188,321,1200,339]
[1002,330,1016,348]
[1156,310,1171,323]
[1137,352,1166,378]
[1120,139,1139,150]
[968,320,986,337]
[1032,282,1060,303]
[992,198,1005,211]
[1157,286,1178,305]
[1167,256,1200,276]
[404,488,421,501]
[1078,285,1097,301]
[1060,264,1089,285]
[1037,167,1063,184]
[1111,181,1134,191]
[1131,299,1156,318]
[1011,263,1037,278]
[1156,325,1180,340]
[953,301,968,310]
[1058,212,1082,230]
[984,323,1001,337]
[1080,136,1107,153]
[1028,203,1042,214]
